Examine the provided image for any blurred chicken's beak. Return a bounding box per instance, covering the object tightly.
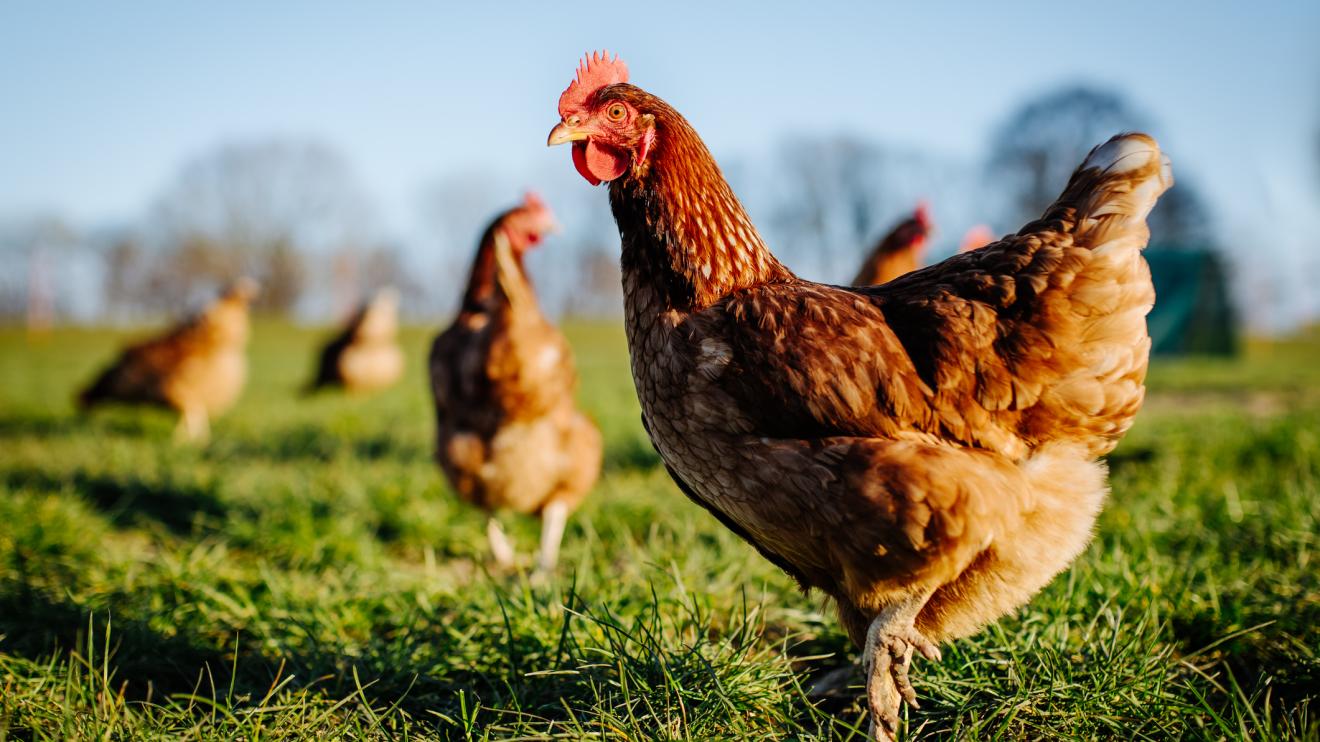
[547,122,587,146]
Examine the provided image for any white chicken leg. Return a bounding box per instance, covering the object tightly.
[536,500,569,573]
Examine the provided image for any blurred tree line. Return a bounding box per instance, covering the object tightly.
[987,86,1215,247]
[104,139,418,319]
[0,84,1246,328]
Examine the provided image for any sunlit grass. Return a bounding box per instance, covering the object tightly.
[0,321,1317,739]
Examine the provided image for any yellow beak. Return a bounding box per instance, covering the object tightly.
[547,122,587,147]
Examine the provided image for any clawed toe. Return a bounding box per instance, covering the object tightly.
[890,640,919,708]
[864,627,940,741]
[908,630,941,663]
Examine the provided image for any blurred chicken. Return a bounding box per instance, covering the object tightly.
[548,52,1171,739]
[305,287,405,395]
[851,203,933,286]
[958,224,996,253]
[79,278,258,441]
[429,193,601,572]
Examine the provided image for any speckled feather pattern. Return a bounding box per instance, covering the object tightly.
[601,83,1169,646]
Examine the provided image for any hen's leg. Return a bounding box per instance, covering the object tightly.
[535,500,569,573]
[175,405,209,443]
[486,517,516,569]
[865,596,941,741]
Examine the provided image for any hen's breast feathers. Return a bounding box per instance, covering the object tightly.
[431,304,579,433]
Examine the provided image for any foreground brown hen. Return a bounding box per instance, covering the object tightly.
[306,287,404,395]
[79,278,258,442]
[852,203,933,286]
[549,52,1171,738]
[429,194,602,572]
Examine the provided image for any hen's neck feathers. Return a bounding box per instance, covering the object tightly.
[608,90,792,311]
[460,220,524,314]
[875,220,926,258]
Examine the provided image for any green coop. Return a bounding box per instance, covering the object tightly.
[1144,247,1238,356]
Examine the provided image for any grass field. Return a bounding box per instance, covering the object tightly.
[0,321,1317,740]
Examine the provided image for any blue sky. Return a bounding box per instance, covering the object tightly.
[2,1,1318,323]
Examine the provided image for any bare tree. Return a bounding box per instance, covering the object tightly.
[537,180,622,318]
[988,87,1136,223]
[759,136,977,282]
[355,243,423,319]
[1145,181,1215,248]
[562,247,622,318]
[763,136,881,281]
[146,138,376,314]
[101,232,146,319]
[987,84,1213,246]
[0,214,77,329]
[417,169,512,316]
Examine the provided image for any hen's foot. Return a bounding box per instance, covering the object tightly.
[535,500,569,574]
[174,406,210,444]
[486,517,516,571]
[864,616,940,741]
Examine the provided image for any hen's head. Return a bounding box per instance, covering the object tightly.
[912,201,934,250]
[498,192,558,252]
[959,224,995,253]
[221,276,260,305]
[914,202,932,232]
[547,51,655,186]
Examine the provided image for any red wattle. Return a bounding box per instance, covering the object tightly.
[572,140,627,185]
[572,142,601,186]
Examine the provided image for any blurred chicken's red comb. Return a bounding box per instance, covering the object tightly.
[959,224,995,253]
[523,191,545,210]
[559,51,629,117]
[915,201,932,228]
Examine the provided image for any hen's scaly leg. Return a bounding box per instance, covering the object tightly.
[865,596,942,741]
[486,517,516,569]
[535,500,569,573]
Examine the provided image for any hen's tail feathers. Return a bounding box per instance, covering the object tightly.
[1018,134,1172,456]
[1048,132,1173,252]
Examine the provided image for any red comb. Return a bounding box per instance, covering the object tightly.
[959,225,995,253]
[914,201,932,227]
[559,51,629,117]
[523,191,545,209]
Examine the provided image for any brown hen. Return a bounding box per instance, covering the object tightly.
[548,52,1171,738]
[429,193,602,572]
[306,287,404,395]
[79,278,258,442]
[852,203,933,286]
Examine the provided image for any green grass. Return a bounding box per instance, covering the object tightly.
[0,320,1317,740]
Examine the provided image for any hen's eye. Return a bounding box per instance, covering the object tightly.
[606,104,627,121]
